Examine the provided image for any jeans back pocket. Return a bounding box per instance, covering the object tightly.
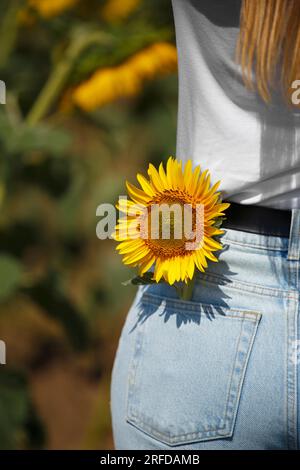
[126,292,262,446]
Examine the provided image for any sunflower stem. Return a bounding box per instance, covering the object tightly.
[26,29,112,126]
[179,277,195,301]
[0,0,21,70]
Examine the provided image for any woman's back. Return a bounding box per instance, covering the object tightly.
[171,0,300,209]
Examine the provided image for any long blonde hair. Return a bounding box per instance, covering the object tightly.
[237,0,300,106]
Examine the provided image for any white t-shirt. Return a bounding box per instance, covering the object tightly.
[171,0,300,210]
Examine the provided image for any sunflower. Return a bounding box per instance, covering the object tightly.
[114,157,230,285]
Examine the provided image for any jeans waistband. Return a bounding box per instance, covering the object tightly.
[220,208,300,259]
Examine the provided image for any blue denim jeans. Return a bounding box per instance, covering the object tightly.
[110,209,300,450]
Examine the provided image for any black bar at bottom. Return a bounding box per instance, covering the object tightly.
[0,450,299,466]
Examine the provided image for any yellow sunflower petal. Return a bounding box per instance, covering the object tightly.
[194,252,206,272]
[158,162,169,188]
[190,166,201,195]
[180,255,189,281]
[137,173,156,197]
[175,160,184,190]
[173,256,181,282]
[216,202,231,212]
[160,259,171,284]
[139,254,156,275]
[167,260,176,285]
[123,246,150,264]
[126,181,151,205]
[203,249,218,262]
[187,255,195,279]
[147,163,164,192]
[195,169,209,199]
[113,229,139,241]
[196,250,208,268]
[117,239,145,254]
[203,237,223,251]
[166,157,175,189]
[116,198,144,215]
[183,159,193,189]
[154,259,164,282]
[205,225,223,235]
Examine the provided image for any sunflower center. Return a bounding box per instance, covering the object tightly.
[140,193,201,258]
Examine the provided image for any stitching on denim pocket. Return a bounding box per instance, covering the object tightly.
[141,292,261,321]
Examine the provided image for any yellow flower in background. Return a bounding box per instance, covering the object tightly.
[28,0,79,18]
[72,42,178,111]
[114,157,230,286]
[101,0,141,22]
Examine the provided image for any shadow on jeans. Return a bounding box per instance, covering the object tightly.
[130,252,237,331]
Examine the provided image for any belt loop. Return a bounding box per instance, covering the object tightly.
[287,208,300,260]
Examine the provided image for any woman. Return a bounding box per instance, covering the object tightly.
[110,0,300,450]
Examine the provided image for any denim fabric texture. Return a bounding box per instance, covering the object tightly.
[110,209,300,450]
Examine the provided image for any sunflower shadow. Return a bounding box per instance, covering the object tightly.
[130,254,236,331]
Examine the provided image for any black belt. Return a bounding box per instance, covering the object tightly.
[222,201,292,238]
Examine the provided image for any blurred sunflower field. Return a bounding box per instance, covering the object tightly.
[0,0,177,449]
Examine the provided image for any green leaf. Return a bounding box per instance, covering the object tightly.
[122,271,158,286]
[0,112,70,157]
[213,216,227,228]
